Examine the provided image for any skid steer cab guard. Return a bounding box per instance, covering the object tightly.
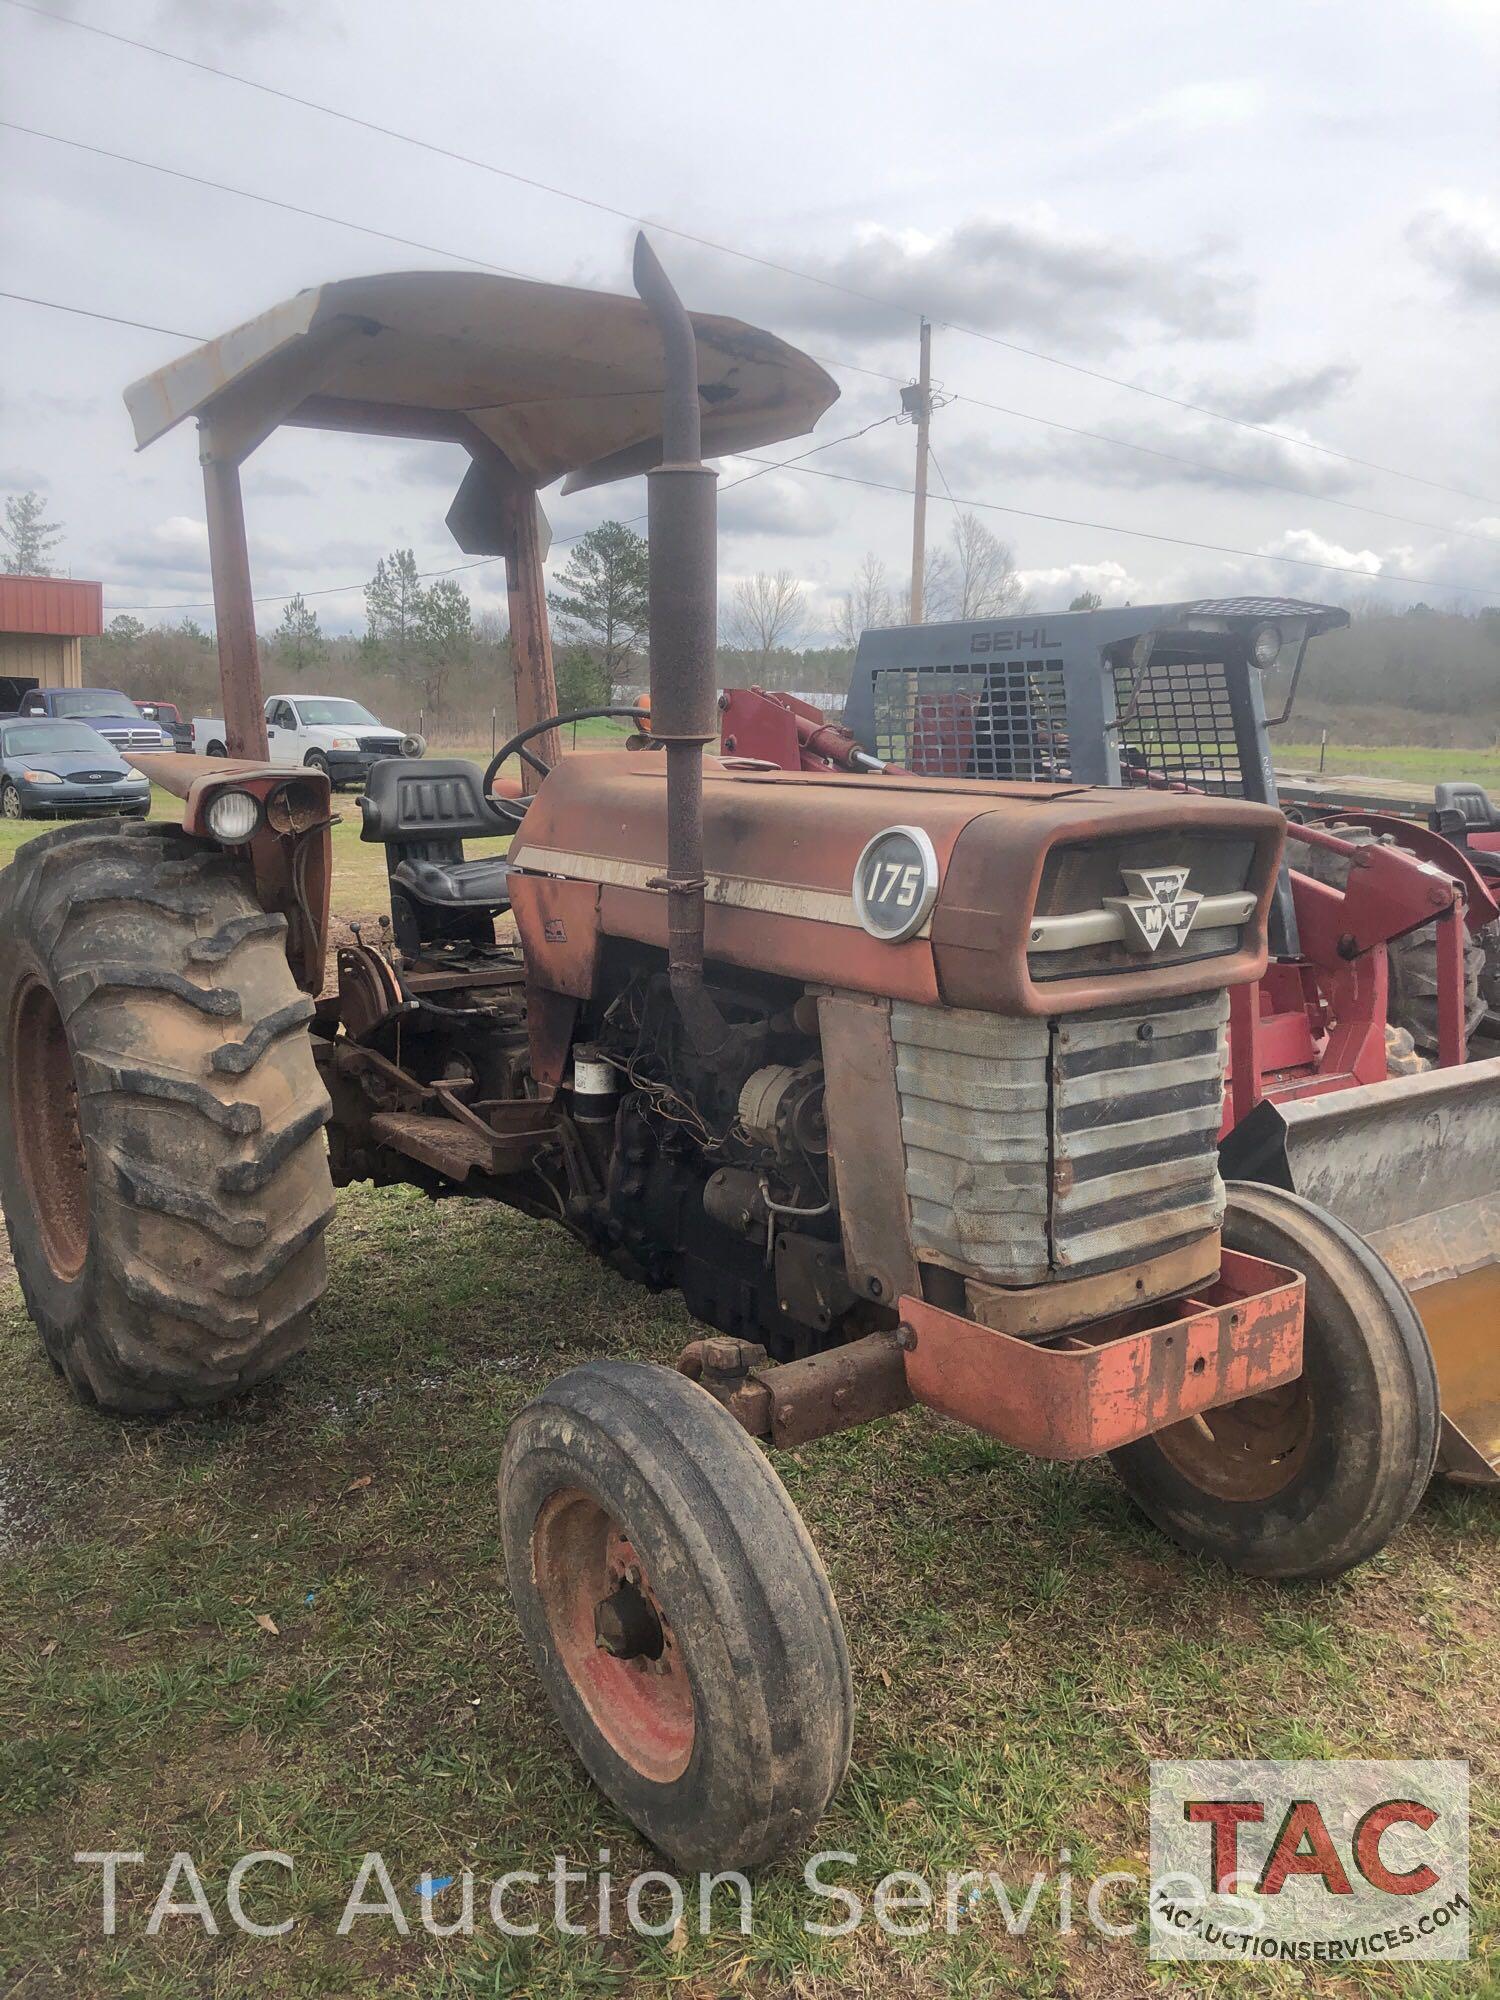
[0,237,1462,1877]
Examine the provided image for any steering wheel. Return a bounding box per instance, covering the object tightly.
[482,706,649,802]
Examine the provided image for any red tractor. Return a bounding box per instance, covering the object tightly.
[0,241,1483,1869]
[735,609,1500,1484]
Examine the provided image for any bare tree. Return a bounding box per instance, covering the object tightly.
[942,512,1027,620]
[833,553,895,650]
[725,569,806,662]
[900,545,956,624]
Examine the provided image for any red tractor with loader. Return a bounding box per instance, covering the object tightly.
[0,240,1491,1870]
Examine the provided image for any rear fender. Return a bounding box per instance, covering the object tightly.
[1298,808,1499,933]
[126,753,333,993]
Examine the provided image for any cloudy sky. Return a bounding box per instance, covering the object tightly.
[3,0,1498,641]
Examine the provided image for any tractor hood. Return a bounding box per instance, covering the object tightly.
[507,752,1284,1015]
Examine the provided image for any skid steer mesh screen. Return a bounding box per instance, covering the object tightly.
[872,660,1068,781]
[1112,658,1244,796]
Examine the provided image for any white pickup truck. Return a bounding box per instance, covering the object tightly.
[193,695,424,791]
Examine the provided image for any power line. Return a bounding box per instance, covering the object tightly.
[736,453,1498,598]
[6,118,1492,553]
[0,286,203,343]
[5,0,1493,509]
[943,389,1497,548]
[2,272,1480,608]
[0,120,527,281]
[3,283,1489,605]
[104,413,902,616]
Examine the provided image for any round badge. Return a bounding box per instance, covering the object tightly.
[852,825,940,942]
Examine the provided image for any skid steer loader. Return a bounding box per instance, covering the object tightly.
[0,240,1471,1870]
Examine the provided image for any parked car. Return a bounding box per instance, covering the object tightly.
[0,717,153,820]
[14,687,172,754]
[135,699,192,752]
[192,694,424,790]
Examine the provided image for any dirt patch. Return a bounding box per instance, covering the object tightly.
[0,1461,54,1556]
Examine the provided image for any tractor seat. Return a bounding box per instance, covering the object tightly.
[359,758,513,920]
[390,852,513,908]
[1434,781,1500,831]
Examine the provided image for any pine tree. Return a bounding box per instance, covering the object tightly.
[1,491,64,575]
[275,593,325,673]
[548,521,649,697]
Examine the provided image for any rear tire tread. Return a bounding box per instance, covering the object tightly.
[0,820,334,1411]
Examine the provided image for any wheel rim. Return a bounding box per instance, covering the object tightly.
[532,1487,695,1784]
[10,975,89,1281]
[1152,1375,1316,1502]
[3,786,20,818]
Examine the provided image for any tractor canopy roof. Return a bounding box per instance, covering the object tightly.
[123,267,840,542]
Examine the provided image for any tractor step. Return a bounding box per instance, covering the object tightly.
[369,1106,552,1183]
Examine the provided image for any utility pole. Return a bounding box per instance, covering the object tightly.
[905,319,932,624]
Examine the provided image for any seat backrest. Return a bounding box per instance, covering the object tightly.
[359,758,508,844]
[1434,780,1496,830]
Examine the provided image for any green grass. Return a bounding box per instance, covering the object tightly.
[1277,742,1500,787]
[1,1195,1495,1997]
[0,736,1496,1995]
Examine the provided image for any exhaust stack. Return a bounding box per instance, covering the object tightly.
[633,232,731,1058]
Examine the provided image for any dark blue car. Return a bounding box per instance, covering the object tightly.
[0,718,153,820]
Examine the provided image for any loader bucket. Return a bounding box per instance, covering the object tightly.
[1220,1057,1500,1485]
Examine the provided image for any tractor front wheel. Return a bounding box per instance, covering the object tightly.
[1110,1183,1439,1580]
[0,817,335,1411]
[500,1360,853,1870]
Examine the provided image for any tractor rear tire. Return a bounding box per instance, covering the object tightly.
[0,817,335,1412]
[1306,823,1485,1056]
[1109,1183,1439,1580]
[1387,922,1485,1058]
[500,1359,853,1870]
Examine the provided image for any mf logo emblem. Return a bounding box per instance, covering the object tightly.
[1107,866,1202,953]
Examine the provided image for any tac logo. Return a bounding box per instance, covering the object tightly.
[1106,865,1202,953]
[1150,1759,1469,1963]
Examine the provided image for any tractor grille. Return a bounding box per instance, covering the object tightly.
[1112,658,1243,796]
[872,660,1068,781]
[891,990,1228,1288]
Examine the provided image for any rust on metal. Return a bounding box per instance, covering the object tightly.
[124,758,336,993]
[817,992,922,1305]
[200,452,269,760]
[507,875,602,999]
[510,752,1283,1016]
[368,1099,555,1182]
[965,1232,1221,1337]
[1226,1056,1500,1485]
[679,1331,913,1448]
[898,1249,1305,1459]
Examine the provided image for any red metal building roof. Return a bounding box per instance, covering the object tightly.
[0,575,104,638]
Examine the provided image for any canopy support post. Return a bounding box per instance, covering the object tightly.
[200,424,268,760]
[501,483,562,771]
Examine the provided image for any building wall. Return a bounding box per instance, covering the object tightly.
[0,576,104,640]
[0,633,83,687]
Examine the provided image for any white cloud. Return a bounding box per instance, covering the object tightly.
[1407,194,1500,307]
[668,208,1248,355]
[1018,558,1144,610]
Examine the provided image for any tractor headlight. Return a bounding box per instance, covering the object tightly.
[22,769,63,784]
[205,788,261,844]
[1249,622,1282,669]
